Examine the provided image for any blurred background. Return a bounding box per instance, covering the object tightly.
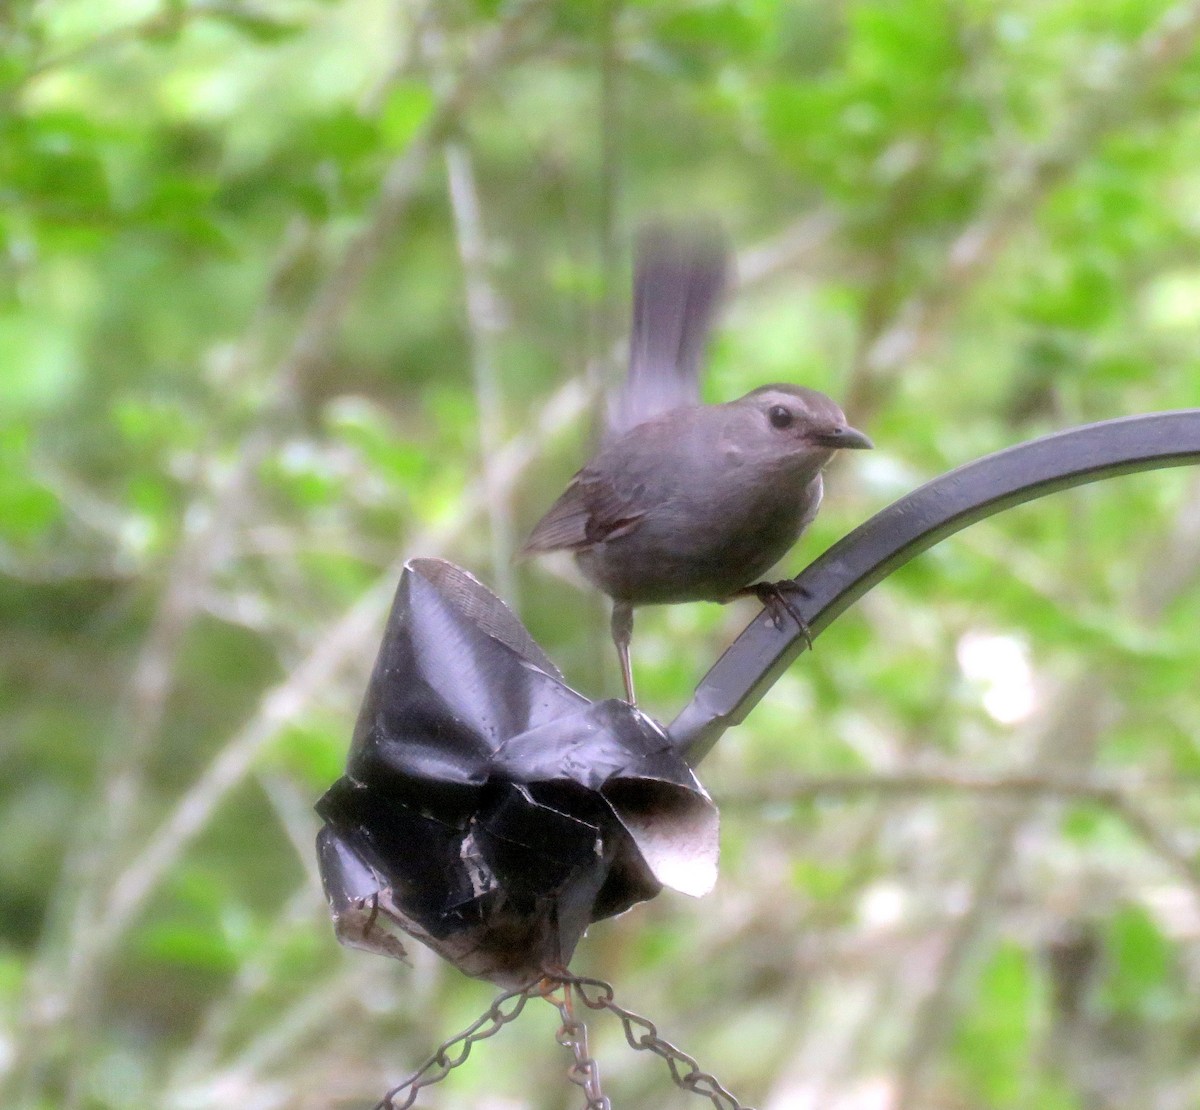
[5,0,1200,1107]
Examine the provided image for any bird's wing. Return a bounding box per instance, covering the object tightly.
[520,470,646,554]
[607,223,731,438]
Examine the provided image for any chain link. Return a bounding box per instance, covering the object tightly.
[549,984,610,1109]
[374,971,752,1110]
[373,979,554,1109]
[565,975,752,1110]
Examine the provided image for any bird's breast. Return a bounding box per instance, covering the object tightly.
[578,464,821,606]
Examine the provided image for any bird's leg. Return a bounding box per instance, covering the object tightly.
[727,580,814,649]
[611,601,636,705]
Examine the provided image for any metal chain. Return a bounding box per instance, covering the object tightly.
[373,972,752,1110]
[373,978,554,1109]
[563,975,753,1110]
[548,983,610,1109]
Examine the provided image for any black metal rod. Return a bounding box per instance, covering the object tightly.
[670,410,1200,764]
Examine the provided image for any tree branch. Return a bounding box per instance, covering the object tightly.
[445,138,519,603]
[721,768,1196,806]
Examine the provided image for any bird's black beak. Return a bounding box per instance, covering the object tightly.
[812,424,874,450]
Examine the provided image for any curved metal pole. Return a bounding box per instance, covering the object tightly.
[670,410,1200,764]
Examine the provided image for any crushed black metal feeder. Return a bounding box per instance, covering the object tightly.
[315,558,717,986]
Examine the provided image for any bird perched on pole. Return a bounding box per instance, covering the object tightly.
[522,224,872,705]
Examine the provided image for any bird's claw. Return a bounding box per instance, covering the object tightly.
[744,581,814,649]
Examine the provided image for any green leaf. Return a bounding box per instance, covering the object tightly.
[207,9,306,43]
[1099,903,1171,1017]
[952,942,1035,1106]
[138,922,238,972]
[379,81,433,151]
[268,717,346,787]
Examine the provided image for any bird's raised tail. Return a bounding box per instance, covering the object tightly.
[607,221,731,438]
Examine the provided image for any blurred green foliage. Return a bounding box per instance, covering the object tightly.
[3,0,1200,1107]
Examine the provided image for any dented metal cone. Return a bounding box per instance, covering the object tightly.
[315,558,718,986]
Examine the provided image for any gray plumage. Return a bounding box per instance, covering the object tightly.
[524,227,871,702]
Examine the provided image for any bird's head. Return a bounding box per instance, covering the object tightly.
[728,384,873,467]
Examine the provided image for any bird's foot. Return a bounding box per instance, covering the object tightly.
[731,580,814,648]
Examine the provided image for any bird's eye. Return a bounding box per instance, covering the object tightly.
[768,405,794,429]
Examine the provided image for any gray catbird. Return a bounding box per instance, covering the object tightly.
[523,225,872,704]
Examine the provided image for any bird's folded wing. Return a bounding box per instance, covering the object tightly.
[521,472,645,553]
